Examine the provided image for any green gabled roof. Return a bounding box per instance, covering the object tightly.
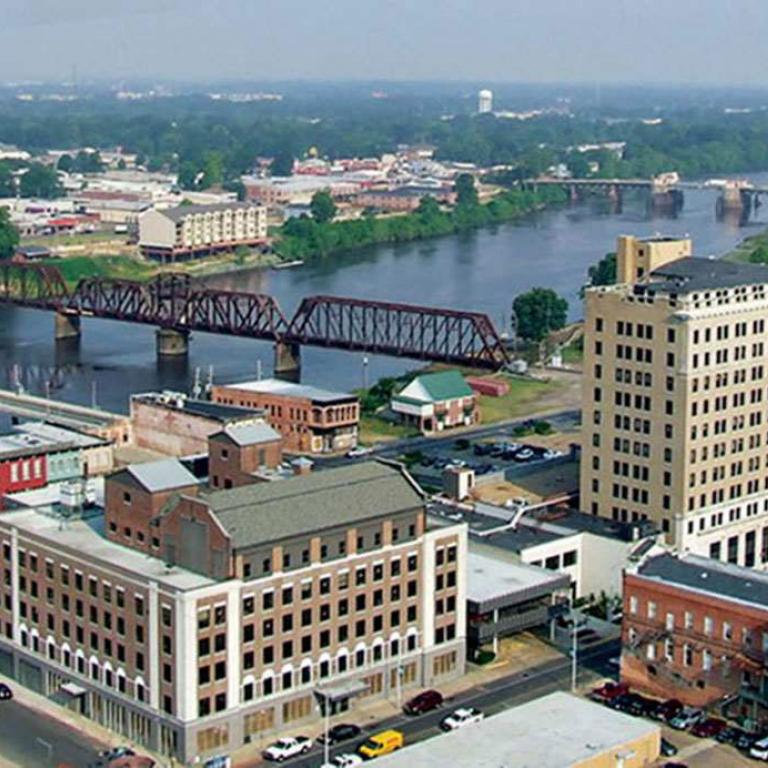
[414,370,473,401]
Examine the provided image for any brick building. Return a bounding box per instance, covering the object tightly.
[622,552,768,716]
[211,379,359,454]
[208,422,283,489]
[0,462,466,762]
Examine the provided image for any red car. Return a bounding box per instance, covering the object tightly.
[653,698,683,722]
[589,681,629,704]
[691,717,726,738]
[403,689,443,715]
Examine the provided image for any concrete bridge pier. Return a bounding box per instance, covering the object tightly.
[155,328,189,357]
[54,312,81,341]
[273,341,301,381]
[568,184,580,203]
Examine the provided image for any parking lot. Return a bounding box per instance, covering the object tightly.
[655,723,756,767]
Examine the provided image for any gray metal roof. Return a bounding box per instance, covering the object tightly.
[160,202,260,222]
[648,257,768,294]
[467,550,569,610]
[203,462,422,549]
[637,552,768,609]
[219,378,356,404]
[127,459,199,492]
[216,421,281,446]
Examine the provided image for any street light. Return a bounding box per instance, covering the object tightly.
[570,602,588,692]
[313,691,331,767]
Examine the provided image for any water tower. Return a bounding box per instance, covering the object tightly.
[478,89,493,114]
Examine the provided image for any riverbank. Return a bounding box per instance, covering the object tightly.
[724,225,768,264]
[275,186,568,262]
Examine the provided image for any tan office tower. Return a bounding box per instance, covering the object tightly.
[581,235,768,568]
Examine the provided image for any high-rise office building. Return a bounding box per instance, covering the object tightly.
[581,234,768,567]
[477,89,493,114]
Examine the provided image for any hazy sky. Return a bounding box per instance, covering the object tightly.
[2,0,768,85]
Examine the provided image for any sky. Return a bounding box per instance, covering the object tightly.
[1,0,768,86]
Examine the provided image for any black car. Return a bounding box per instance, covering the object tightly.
[716,726,746,746]
[660,737,678,757]
[0,683,12,701]
[736,730,763,752]
[625,694,657,717]
[606,692,634,711]
[473,444,493,456]
[318,723,362,746]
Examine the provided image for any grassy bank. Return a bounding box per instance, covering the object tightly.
[725,227,768,265]
[275,186,568,262]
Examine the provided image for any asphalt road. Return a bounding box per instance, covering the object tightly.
[0,698,105,768]
[275,638,619,768]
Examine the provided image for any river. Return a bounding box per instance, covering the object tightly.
[3,178,768,413]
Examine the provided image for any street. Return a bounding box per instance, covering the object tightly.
[0,698,104,768]
[281,638,618,768]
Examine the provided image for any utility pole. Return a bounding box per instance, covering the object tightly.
[571,603,579,692]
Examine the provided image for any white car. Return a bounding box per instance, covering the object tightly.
[320,755,364,768]
[439,706,485,731]
[347,446,373,458]
[263,736,313,762]
[751,737,768,761]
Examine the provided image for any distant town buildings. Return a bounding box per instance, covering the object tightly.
[477,89,494,114]
[211,379,359,454]
[138,202,268,262]
[392,371,478,434]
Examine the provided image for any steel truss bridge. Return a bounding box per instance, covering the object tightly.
[0,262,509,370]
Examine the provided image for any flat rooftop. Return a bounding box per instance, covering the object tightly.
[467,550,569,608]
[132,392,263,422]
[636,552,768,610]
[202,462,423,549]
[0,508,214,591]
[646,256,768,294]
[218,378,356,404]
[374,691,660,768]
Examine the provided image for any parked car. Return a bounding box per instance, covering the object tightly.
[473,443,493,456]
[203,757,231,768]
[660,738,678,757]
[439,707,484,731]
[514,448,534,462]
[668,707,705,731]
[652,698,684,722]
[262,736,313,762]
[346,446,373,458]
[403,689,443,715]
[0,683,12,701]
[321,755,364,768]
[357,730,404,759]
[736,730,763,751]
[751,736,768,761]
[453,438,470,450]
[691,717,726,738]
[589,681,629,704]
[716,726,748,746]
[318,724,362,746]
[606,692,634,712]
[625,694,658,717]
[100,748,135,761]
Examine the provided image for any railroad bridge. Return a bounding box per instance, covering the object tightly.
[0,262,510,376]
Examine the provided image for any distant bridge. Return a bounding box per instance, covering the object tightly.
[0,262,510,374]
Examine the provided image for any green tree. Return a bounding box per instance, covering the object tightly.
[310,191,337,224]
[0,208,19,259]
[748,244,768,265]
[586,252,617,288]
[201,151,224,188]
[455,173,478,207]
[271,151,294,177]
[513,288,568,342]
[19,164,61,199]
[0,164,14,197]
[57,154,74,173]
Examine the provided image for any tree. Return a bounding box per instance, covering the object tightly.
[19,164,61,199]
[585,252,617,289]
[310,191,337,224]
[0,208,19,259]
[271,151,294,177]
[455,173,478,207]
[57,154,74,173]
[513,288,568,342]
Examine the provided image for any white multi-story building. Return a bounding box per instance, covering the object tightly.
[477,89,494,114]
[138,202,267,262]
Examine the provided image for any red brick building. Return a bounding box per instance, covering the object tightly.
[211,379,359,454]
[622,552,768,714]
[208,422,283,490]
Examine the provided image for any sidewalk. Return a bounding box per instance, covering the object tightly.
[230,633,562,767]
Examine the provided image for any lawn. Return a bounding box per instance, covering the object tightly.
[41,255,158,286]
[358,415,419,445]
[477,375,563,424]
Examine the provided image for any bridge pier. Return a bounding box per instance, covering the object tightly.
[155,328,189,357]
[54,312,81,341]
[273,341,301,381]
